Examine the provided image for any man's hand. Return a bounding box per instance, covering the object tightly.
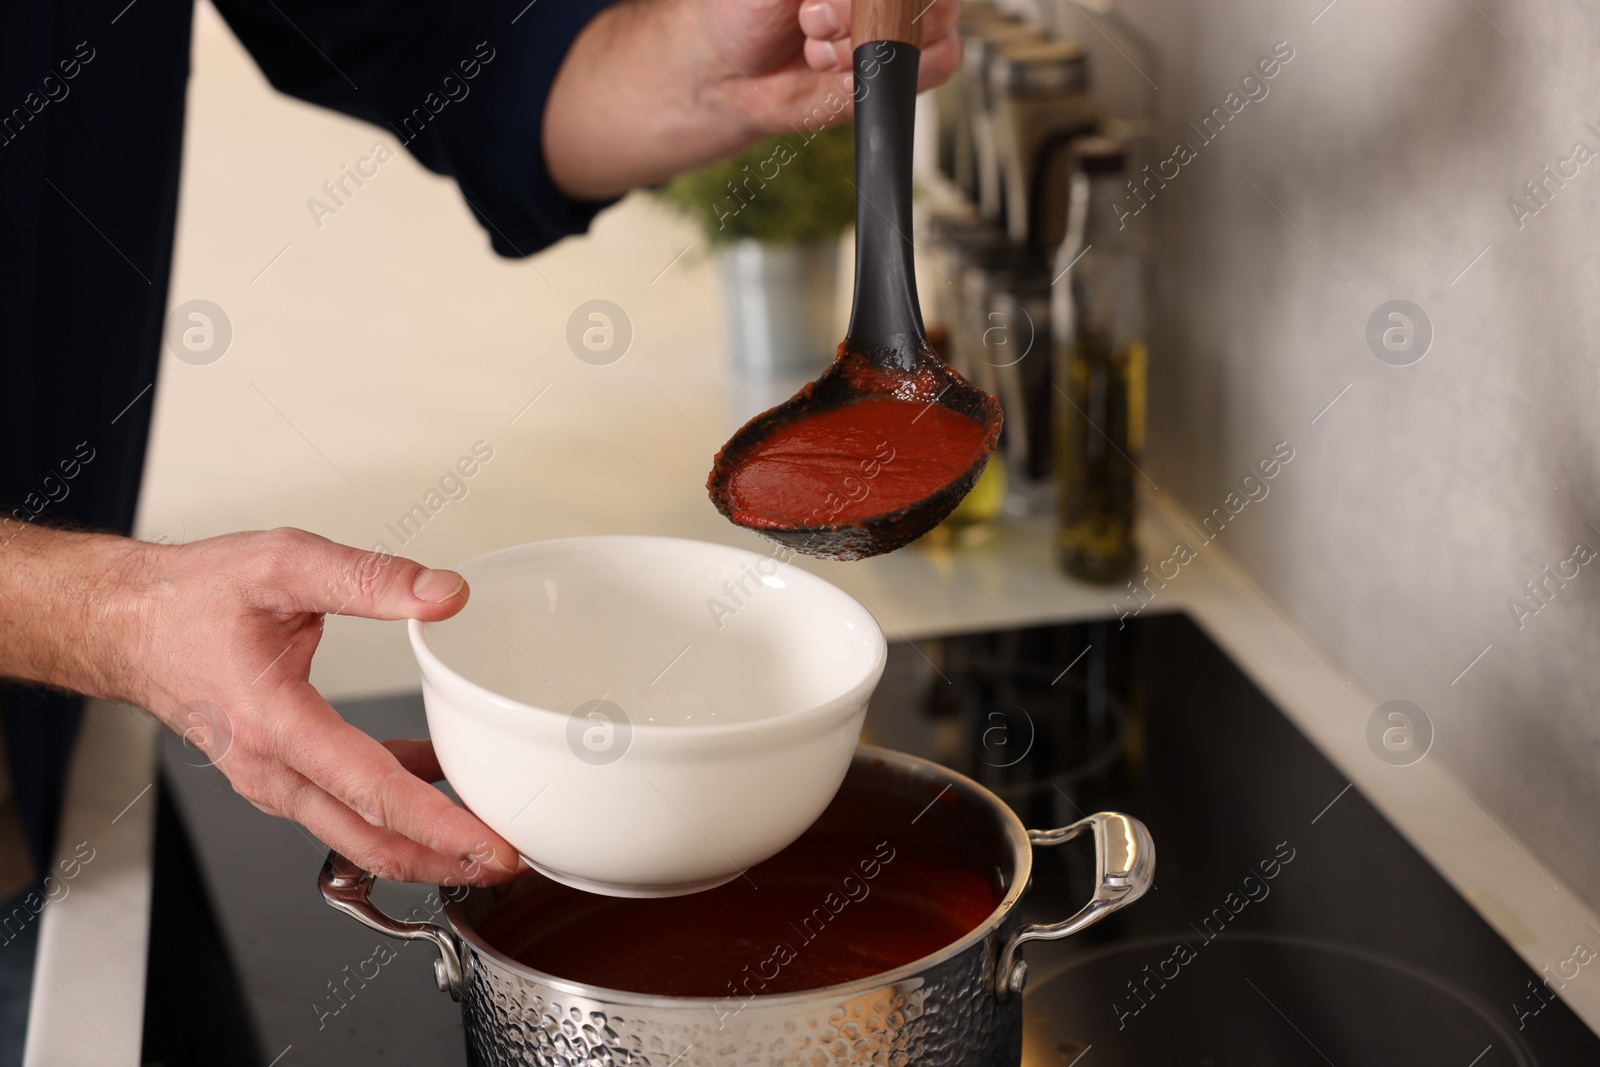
[545,0,962,199]
[685,0,963,136]
[0,525,520,887]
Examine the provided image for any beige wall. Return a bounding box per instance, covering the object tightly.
[1050,0,1600,907]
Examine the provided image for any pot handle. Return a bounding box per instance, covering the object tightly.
[318,851,468,1001]
[993,811,1155,1001]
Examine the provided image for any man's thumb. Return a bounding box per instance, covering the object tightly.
[257,528,469,620]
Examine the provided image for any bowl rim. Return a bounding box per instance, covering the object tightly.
[407,534,889,742]
[442,745,1033,1007]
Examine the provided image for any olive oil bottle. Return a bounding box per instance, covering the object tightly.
[1052,139,1147,582]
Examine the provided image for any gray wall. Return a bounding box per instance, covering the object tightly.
[1043,0,1600,906]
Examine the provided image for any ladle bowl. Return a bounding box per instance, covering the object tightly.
[709,346,1001,560]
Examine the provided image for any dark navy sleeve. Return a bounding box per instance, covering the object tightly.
[212,0,622,256]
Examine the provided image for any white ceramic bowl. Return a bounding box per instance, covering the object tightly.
[409,536,886,897]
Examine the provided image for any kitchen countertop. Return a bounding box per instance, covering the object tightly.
[24,494,1600,1063]
[22,700,158,1067]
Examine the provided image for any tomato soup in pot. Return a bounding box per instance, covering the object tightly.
[479,834,1000,998]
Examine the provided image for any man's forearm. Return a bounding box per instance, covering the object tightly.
[544,0,765,200]
[0,524,148,701]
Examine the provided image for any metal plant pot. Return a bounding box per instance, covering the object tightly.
[719,238,840,378]
[320,746,1154,1066]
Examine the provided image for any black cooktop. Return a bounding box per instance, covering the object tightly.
[862,613,1600,1066]
[145,612,1600,1066]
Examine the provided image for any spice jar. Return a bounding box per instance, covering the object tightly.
[922,210,1002,359]
[961,20,1048,224]
[986,267,1056,515]
[989,40,1097,249]
[934,1,1007,193]
[920,213,1038,541]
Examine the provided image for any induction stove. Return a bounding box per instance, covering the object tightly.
[143,611,1600,1066]
[861,613,1600,1066]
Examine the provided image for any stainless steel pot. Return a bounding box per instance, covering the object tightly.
[319,746,1154,1066]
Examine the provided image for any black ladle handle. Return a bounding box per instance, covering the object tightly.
[845,0,929,372]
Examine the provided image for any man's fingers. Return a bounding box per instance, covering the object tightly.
[914,29,962,92]
[283,691,521,876]
[286,776,506,886]
[802,0,961,77]
[919,0,962,42]
[383,737,445,783]
[250,527,469,621]
[804,35,848,72]
[803,0,958,44]
[799,0,847,41]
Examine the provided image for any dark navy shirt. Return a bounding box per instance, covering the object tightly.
[0,0,617,873]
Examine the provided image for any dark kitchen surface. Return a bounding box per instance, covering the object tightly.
[864,614,1600,1066]
[146,612,1600,1066]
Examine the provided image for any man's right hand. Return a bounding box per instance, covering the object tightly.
[544,0,963,199]
[0,524,521,888]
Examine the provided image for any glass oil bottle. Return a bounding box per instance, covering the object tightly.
[1052,138,1147,583]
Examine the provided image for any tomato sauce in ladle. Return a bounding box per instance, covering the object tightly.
[726,394,990,530]
[707,1,1002,561]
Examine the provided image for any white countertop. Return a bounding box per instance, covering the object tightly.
[23,701,157,1067]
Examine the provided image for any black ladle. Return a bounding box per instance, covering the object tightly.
[707,0,1003,562]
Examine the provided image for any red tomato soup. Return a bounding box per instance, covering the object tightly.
[479,836,1000,998]
[724,397,989,530]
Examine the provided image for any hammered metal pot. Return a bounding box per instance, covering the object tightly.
[319,746,1154,1066]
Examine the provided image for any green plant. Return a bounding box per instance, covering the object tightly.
[655,124,855,246]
